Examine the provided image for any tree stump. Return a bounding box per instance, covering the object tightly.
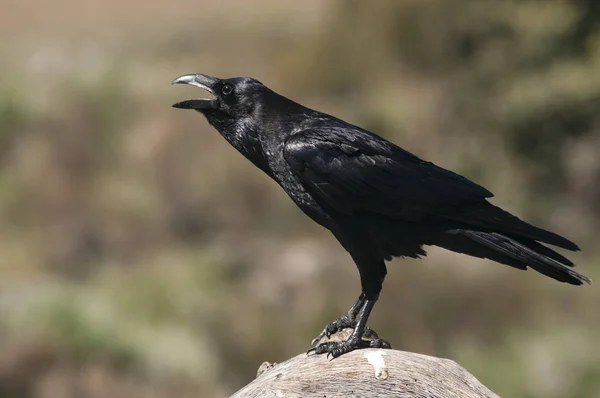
[231,348,499,398]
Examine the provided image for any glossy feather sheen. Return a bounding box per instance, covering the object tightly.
[180,74,590,293]
[283,127,589,285]
[284,129,493,217]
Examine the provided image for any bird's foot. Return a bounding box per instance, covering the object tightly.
[308,337,391,359]
[310,316,379,347]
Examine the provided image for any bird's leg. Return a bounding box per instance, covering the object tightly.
[310,294,380,346]
[309,298,391,358]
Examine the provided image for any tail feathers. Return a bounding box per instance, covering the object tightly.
[507,221,581,252]
[514,238,574,267]
[442,202,580,251]
[457,230,590,285]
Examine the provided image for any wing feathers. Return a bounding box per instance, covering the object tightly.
[284,128,492,217]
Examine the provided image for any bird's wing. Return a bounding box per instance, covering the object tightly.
[283,128,493,219]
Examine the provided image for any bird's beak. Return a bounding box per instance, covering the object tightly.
[172,74,219,110]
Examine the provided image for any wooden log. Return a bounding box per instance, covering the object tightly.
[231,348,499,398]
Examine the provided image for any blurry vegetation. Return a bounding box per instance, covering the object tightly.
[0,0,599,397]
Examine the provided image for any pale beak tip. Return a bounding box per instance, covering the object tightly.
[171,74,196,85]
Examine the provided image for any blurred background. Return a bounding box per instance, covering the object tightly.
[1,0,599,397]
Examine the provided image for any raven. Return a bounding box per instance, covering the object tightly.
[172,73,590,358]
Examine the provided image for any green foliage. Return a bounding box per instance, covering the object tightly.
[44,293,140,369]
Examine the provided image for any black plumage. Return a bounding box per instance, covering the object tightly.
[172,74,590,358]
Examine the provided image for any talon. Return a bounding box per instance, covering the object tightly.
[363,327,379,339]
[311,317,382,346]
[310,334,323,347]
[368,338,391,349]
[310,337,392,358]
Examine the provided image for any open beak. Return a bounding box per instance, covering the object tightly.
[172,74,219,110]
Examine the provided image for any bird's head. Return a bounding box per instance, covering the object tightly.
[172,74,266,124]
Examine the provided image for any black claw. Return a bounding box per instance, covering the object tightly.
[310,317,382,347]
[308,338,392,359]
[363,327,379,339]
[368,338,391,349]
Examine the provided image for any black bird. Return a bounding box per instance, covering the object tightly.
[172,73,590,358]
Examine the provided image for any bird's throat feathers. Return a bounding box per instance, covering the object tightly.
[209,115,257,148]
[206,114,272,172]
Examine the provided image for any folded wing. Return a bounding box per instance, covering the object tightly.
[283,128,493,220]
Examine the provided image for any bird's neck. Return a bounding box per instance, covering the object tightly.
[211,116,273,175]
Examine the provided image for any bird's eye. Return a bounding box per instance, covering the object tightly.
[221,84,233,95]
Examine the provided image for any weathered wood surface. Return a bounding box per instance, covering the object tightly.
[231,348,499,398]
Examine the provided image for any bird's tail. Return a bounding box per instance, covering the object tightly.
[435,230,590,285]
[439,202,581,251]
